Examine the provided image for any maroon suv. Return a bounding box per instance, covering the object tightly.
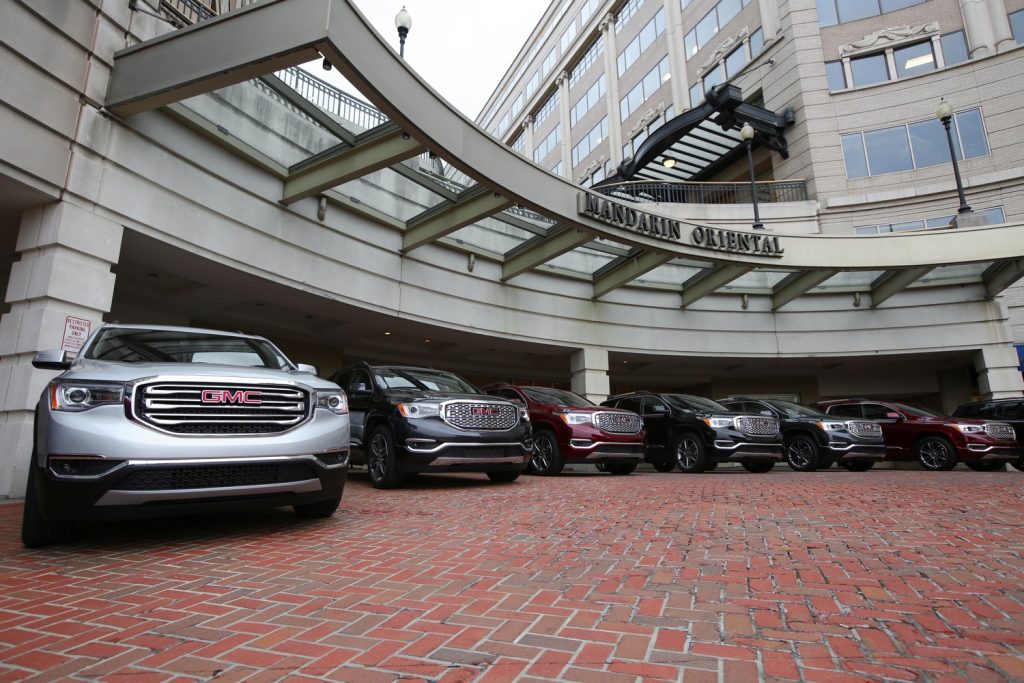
[817,398,1017,471]
[484,384,645,475]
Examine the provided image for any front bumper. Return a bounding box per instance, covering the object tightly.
[825,441,886,461]
[394,419,532,473]
[709,427,783,461]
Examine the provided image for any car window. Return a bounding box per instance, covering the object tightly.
[350,370,373,393]
[995,402,1024,420]
[616,397,641,413]
[827,404,863,418]
[642,397,669,415]
[862,403,897,420]
[957,404,980,417]
[495,388,523,403]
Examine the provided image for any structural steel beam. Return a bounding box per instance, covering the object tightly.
[592,251,673,299]
[870,267,934,307]
[680,263,753,308]
[259,73,356,146]
[502,226,593,281]
[403,185,512,252]
[983,258,1024,298]
[772,269,838,311]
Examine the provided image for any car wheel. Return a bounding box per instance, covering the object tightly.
[964,460,1006,472]
[529,431,564,475]
[22,462,73,548]
[674,433,708,473]
[651,460,676,472]
[785,435,819,472]
[594,462,608,472]
[741,461,776,473]
[294,496,342,519]
[839,460,874,472]
[915,436,957,471]
[367,426,403,489]
[604,463,637,475]
[486,471,520,483]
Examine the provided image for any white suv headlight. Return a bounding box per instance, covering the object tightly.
[816,421,847,431]
[703,417,734,428]
[315,390,349,415]
[951,423,984,434]
[49,381,124,412]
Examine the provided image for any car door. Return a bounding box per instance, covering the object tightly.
[861,402,910,458]
[338,368,374,451]
[640,396,672,456]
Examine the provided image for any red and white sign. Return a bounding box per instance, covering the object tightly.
[61,316,92,354]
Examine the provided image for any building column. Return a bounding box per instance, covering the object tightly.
[600,13,624,167]
[757,0,782,43]
[974,346,1024,399]
[986,0,1016,52]
[0,202,122,499]
[521,115,534,158]
[556,69,573,176]
[571,347,610,403]
[663,0,688,113]
[959,0,998,58]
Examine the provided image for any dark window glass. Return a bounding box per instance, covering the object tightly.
[817,0,838,27]
[837,0,878,23]
[1012,10,1024,44]
[955,108,989,159]
[894,41,935,78]
[864,126,913,175]
[828,404,863,418]
[642,397,670,414]
[850,53,889,86]
[617,397,641,412]
[908,118,949,168]
[825,60,846,90]
[841,133,869,178]
[725,45,748,77]
[941,31,969,65]
[1000,402,1024,420]
[749,27,764,57]
[862,403,896,420]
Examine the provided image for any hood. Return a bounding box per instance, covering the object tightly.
[384,389,514,403]
[60,359,339,390]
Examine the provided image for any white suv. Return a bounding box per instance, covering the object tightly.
[23,324,350,547]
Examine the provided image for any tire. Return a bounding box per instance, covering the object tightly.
[839,460,874,472]
[1012,458,1024,472]
[652,460,676,472]
[294,496,342,519]
[673,433,708,473]
[785,434,820,472]
[22,463,73,548]
[367,425,403,489]
[704,460,719,470]
[741,461,776,473]
[529,431,564,475]
[965,460,1006,472]
[486,471,520,483]
[915,436,957,471]
[819,458,835,469]
[604,463,637,475]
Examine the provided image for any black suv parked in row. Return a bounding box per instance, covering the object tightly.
[600,392,783,473]
[954,398,1024,471]
[718,397,884,472]
[329,363,532,488]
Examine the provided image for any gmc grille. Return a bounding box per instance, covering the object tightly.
[594,412,642,434]
[847,420,883,439]
[984,423,1016,441]
[134,382,310,435]
[114,463,317,490]
[736,416,780,436]
[443,402,519,430]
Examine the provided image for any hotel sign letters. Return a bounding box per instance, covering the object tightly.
[578,192,784,258]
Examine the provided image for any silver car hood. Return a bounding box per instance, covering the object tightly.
[59,359,339,390]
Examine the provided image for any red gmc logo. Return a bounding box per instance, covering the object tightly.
[201,389,262,405]
[471,406,499,416]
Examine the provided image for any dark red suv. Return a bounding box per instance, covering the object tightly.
[817,399,1018,471]
[484,384,645,475]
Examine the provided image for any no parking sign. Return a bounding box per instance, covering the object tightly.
[61,316,92,355]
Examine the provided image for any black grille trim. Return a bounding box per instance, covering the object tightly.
[113,463,318,491]
[593,412,642,434]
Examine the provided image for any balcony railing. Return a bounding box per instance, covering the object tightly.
[595,180,809,205]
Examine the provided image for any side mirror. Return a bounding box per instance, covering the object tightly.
[350,382,373,395]
[295,363,318,375]
[761,410,774,416]
[32,350,70,371]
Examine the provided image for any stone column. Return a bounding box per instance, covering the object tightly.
[986,0,1015,52]
[571,347,611,403]
[663,0,688,112]
[974,346,1024,399]
[556,69,573,175]
[521,115,534,158]
[959,0,997,58]
[600,13,624,166]
[0,202,122,498]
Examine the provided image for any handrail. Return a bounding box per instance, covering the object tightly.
[595,180,809,205]
[275,67,390,130]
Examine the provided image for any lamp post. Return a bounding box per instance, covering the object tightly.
[936,98,971,214]
[740,122,763,230]
[395,6,411,59]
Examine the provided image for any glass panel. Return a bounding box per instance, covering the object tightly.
[850,53,889,86]
[980,206,1005,224]
[855,226,881,234]
[690,81,704,106]
[725,45,748,77]
[926,215,954,228]
[337,168,448,221]
[449,217,536,256]
[546,243,618,276]
[918,263,990,284]
[684,29,698,59]
[941,31,969,66]
[955,108,989,159]
[718,0,743,26]
[837,0,878,23]
[893,41,935,78]
[841,133,869,178]
[703,64,724,90]
[1012,10,1024,43]
[863,126,913,175]
[749,28,764,57]
[908,118,949,168]
[891,220,926,232]
[817,0,838,27]
[825,61,846,90]
[695,11,718,48]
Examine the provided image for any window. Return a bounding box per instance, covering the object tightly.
[561,20,577,54]
[842,107,989,178]
[511,133,525,154]
[552,160,564,176]
[617,8,665,75]
[893,41,935,78]
[535,90,559,127]
[940,31,969,66]
[497,111,510,136]
[828,37,968,92]
[571,75,607,126]
[849,53,888,86]
[511,92,525,117]
[749,27,764,58]
[619,57,670,120]
[724,44,748,77]
[825,60,846,90]
[817,0,925,27]
[615,0,645,33]
[623,107,673,158]
[689,81,704,107]
[1012,9,1024,43]
[581,0,600,25]
[542,48,557,78]
[572,117,608,166]
[534,125,561,162]
[526,72,540,99]
[682,0,752,59]
[569,37,604,88]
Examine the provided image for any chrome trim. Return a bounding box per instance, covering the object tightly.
[440,399,520,432]
[404,440,527,454]
[97,479,322,505]
[569,440,644,452]
[725,452,782,460]
[592,411,643,434]
[714,441,781,451]
[584,449,644,461]
[430,455,526,466]
[47,455,128,480]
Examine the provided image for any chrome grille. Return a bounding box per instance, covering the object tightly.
[594,412,642,434]
[444,401,518,430]
[847,420,883,439]
[984,423,1016,441]
[736,416,779,436]
[134,381,310,435]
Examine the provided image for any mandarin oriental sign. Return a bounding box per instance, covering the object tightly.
[578,192,784,258]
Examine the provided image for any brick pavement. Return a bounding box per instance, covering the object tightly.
[0,469,1022,682]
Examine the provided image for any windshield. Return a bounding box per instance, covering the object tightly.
[84,328,290,369]
[374,367,478,393]
[522,387,594,407]
[892,402,943,417]
[664,394,729,413]
[766,399,825,418]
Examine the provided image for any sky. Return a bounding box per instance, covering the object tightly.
[316,0,553,119]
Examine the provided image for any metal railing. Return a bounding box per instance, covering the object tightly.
[595,180,809,205]
[275,67,389,131]
[160,0,215,24]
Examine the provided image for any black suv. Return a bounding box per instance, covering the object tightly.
[718,397,884,472]
[600,392,783,473]
[329,363,532,488]
[953,398,1024,471]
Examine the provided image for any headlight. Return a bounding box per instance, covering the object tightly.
[49,381,124,412]
[397,401,441,418]
[703,417,734,428]
[951,423,984,434]
[559,411,592,425]
[816,421,847,431]
[519,405,530,422]
[315,390,348,415]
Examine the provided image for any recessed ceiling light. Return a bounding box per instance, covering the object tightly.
[424,338,431,343]
[384,331,391,336]
[663,158,676,168]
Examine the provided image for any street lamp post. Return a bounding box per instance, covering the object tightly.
[936,99,971,215]
[395,6,411,59]
[740,122,763,230]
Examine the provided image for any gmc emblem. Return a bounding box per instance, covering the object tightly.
[201,389,262,405]
[471,406,499,417]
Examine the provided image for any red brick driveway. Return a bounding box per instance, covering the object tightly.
[1,469,1023,682]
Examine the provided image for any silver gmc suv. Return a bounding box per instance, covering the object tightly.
[23,324,350,547]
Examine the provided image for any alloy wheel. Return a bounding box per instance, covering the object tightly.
[368,432,388,481]
[677,436,701,470]
[786,439,814,470]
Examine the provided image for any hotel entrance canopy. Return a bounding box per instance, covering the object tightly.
[105,0,1024,310]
